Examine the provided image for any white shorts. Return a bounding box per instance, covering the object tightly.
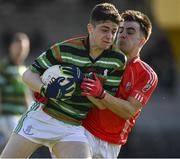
[14,101,89,151]
[85,129,121,158]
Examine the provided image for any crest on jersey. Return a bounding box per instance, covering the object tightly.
[125,82,131,91]
[103,69,109,76]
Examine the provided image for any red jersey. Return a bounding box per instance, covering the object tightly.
[82,57,158,145]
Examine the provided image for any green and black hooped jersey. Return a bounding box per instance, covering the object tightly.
[0,60,28,114]
[30,36,127,125]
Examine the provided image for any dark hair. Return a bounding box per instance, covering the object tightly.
[121,10,152,39]
[90,3,121,25]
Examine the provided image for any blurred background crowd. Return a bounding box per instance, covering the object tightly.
[0,0,179,158]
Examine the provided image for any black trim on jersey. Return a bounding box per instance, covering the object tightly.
[64,101,91,111]
[88,45,115,63]
[106,50,126,63]
[66,97,92,110]
[31,60,45,75]
[46,103,86,121]
[113,69,124,76]
[88,49,109,63]
[60,45,88,58]
[46,49,60,65]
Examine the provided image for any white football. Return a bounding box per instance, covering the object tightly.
[41,65,68,85]
[41,65,76,99]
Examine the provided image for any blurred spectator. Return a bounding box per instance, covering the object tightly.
[0,32,51,158]
[142,32,177,94]
[0,32,32,151]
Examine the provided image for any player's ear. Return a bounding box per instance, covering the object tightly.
[87,23,93,34]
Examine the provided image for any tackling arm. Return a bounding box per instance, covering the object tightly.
[101,93,142,119]
[81,73,143,119]
[86,96,106,110]
[87,93,142,119]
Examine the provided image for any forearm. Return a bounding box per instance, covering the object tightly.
[80,73,140,119]
[87,96,106,110]
[99,92,137,119]
[22,68,43,93]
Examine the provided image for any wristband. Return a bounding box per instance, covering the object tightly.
[98,90,106,99]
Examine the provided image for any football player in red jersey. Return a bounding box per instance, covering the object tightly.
[81,10,158,158]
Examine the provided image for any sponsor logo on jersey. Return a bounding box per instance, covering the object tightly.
[142,83,152,93]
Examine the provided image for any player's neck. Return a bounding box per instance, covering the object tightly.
[127,54,139,63]
[127,47,141,63]
[89,46,104,59]
[127,51,140,63]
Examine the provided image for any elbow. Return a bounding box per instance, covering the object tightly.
[122,102,138,119]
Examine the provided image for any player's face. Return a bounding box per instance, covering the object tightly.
[88,20,119,50]
[9,40,29,64]
[117,21,143,55]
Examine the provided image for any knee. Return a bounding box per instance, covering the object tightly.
[52,141,92,158]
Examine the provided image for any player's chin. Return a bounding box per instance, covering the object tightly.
[119,47,128,54]
[101,43,112,50]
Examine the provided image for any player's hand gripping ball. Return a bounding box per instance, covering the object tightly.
[41,64,83,101]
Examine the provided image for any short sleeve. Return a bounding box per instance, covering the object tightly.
[129,71,158,106]
[30,43,61,75]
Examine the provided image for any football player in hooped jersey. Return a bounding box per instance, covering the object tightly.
[1,3,126,159]
[82,10,158,158]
